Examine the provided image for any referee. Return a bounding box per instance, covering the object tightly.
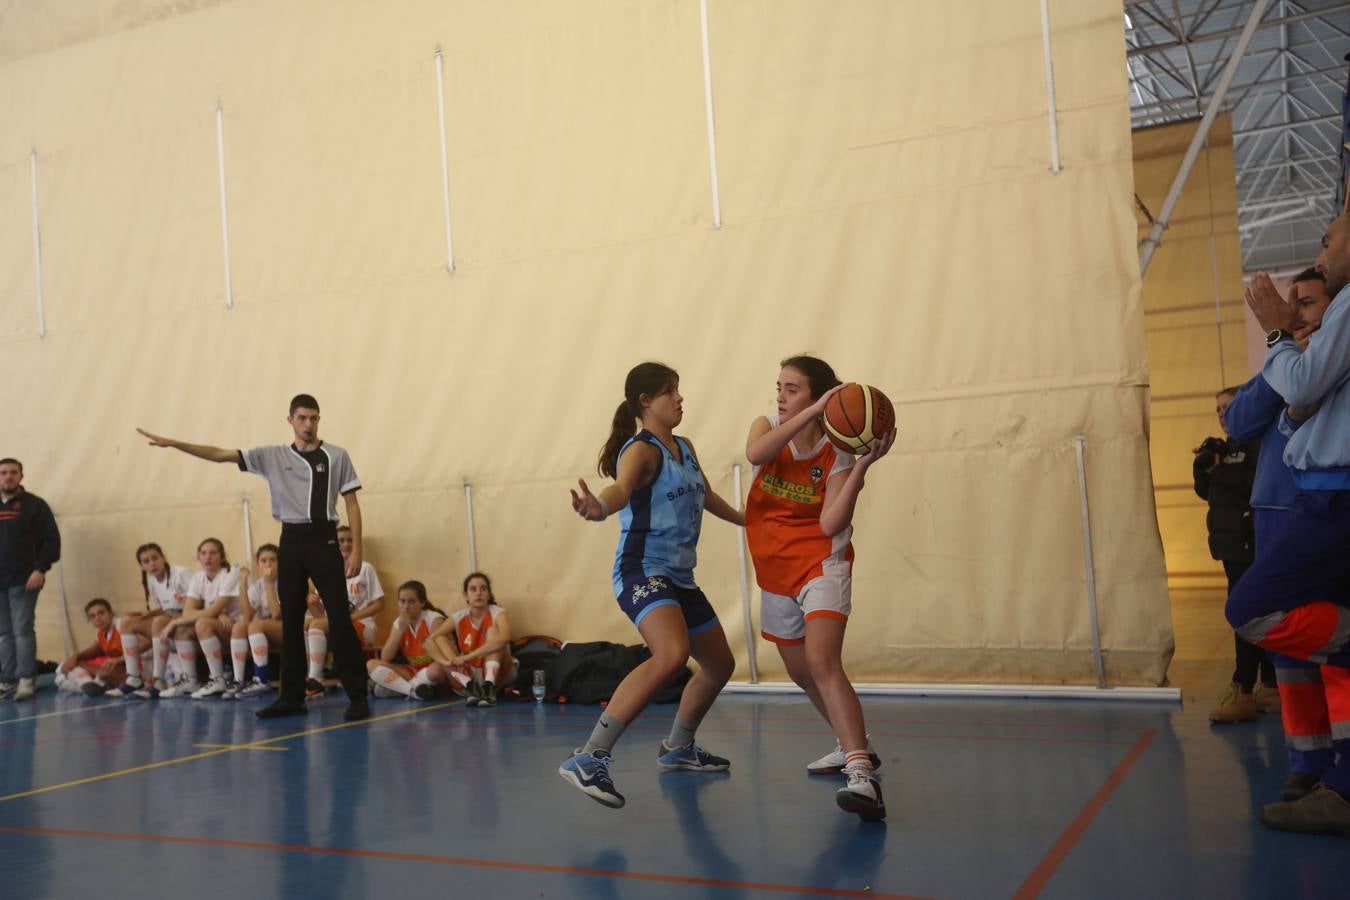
[138,394,370,721]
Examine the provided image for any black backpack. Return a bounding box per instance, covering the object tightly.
[504,634,563,701]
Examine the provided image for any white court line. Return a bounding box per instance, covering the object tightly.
[0,704,120,727]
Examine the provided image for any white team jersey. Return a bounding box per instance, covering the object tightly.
[187,567,242,619]
[346,562,385,616]
[146,564,193,614]
[247,579,278,619]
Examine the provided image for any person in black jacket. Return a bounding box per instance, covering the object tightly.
[0,458,61,702]
[1194,389,1276,723]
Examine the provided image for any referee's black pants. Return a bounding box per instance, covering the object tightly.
[277,522,367,705]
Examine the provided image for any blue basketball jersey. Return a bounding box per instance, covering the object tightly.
[611,431,706,593]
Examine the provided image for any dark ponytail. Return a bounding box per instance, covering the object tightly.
[598,362,679,478]
[780,354,841,400]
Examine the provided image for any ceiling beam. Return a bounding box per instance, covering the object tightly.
[1127,3,1350,58]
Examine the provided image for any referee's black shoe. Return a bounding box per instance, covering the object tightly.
[343,697,371,721]
[255,700,308,720]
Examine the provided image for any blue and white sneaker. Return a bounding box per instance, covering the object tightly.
[657,740,730,772]
[117,677,145,700]
[559,748,625,808]
[133,678,165,700]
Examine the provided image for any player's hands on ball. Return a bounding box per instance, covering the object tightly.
[1244,272,1296,332]
[810,383,847,417]
[570,479,605,521]
[857,428,897,470]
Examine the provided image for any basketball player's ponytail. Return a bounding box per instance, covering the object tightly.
[598,362,679,479]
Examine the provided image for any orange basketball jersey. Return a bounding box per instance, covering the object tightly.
[398,610,443,662]
[451,606,505,670]
[96,625,123,659]
[745,423,854,597]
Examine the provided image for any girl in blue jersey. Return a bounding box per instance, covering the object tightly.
[559,362,744,809]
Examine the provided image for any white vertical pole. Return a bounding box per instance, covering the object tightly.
[1139,0,1272,275]
[1039,0,1062,173]
[698,0,723,229]
[215,103,234,309]
[30,149,46,338]
[242,497,255,564]
[434,49,456,273]
[1072,437,1107,689]
[55,559,75,657]
[733,464,758,682]
[463,481,477,572]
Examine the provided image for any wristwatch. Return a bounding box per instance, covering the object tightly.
[1265,328,1294,347]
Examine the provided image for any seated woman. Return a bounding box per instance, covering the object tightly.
[56,598,127,697]
[117,542,194,698]
[366,581,448,701]
[232,544,283,699]
[430,572,516,707]
[155,538,241,698]
[304,525,386,697]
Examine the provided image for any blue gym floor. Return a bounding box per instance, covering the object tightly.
[3,678,1347,899]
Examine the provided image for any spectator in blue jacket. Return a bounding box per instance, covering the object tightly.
[1232,211,1350,835]
[1225,268,1332,800]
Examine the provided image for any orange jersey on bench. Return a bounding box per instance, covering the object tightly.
[397,610,443,665]
[745,426,854,597]
[96,625,124,659]
[451,606,505,670]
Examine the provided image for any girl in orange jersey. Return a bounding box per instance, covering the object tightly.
[367,580,448,701]
[430,571,516,707]
[56,598,127,696]
[744,355,895,822]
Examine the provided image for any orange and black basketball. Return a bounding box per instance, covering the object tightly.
[821,383,895,454]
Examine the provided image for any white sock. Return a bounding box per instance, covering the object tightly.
[230,638,249,683]
[121,634,142,679]
[370,664,411,698]
[306,630,328,681]
[484,660,500,685]
[153,637,168,680]
[449,668,471,689]
[175,640,199,683]
[199,635,224,679]
[249,633,270,669]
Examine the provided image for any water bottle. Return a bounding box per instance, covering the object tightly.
[532,669,546,704]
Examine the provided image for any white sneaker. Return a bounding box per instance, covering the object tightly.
[806,737,881,774]
[238,678,272,698]
[835,764,886,821]
[158,679,200,699]
[191,677,229,699]
[15,677,36,701]
[221,681,241,700]
[0,681,15,699]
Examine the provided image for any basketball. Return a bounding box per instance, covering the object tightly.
[821,383,895,454]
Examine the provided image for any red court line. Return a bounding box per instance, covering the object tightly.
[383,719,1138,747]
[1010,729,1157,900]
[0,825,930,900]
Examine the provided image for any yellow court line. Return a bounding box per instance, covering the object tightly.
[0,705,119,728]
[193,743,290,752]
[0,702,457,804]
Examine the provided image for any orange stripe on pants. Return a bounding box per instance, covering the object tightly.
[1259,603,1341,659]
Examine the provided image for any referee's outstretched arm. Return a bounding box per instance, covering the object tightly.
[136,428,242,465]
